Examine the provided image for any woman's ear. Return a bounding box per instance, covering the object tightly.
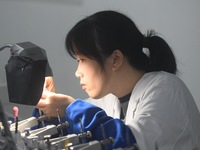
[112,50,124,71]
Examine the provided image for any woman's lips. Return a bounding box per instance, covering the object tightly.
[81,84,86,90]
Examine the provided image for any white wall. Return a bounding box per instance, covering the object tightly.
[0,0,200,119]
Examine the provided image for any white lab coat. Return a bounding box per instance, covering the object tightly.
[86,71,200,150]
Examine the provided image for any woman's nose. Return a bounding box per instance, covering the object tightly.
[75,69,83,78]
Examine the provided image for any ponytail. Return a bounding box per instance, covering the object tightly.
[143,30,177,74]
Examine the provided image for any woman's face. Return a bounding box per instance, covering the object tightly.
[75,54,113,99]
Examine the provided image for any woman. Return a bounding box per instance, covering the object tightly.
[35,10,200,150]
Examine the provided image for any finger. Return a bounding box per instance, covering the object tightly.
[43,79,47,90]
[46,85,54,92]
[41,90,51,99]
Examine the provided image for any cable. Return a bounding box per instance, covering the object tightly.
[0,44,13,51]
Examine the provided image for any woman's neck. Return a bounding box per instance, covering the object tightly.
[112,64,145,98]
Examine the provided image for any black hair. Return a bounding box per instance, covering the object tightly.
[65,10,177,74]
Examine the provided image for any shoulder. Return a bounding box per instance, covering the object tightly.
[131,71,192,104]
[137,71,186,90]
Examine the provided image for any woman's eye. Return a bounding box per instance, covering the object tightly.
[77,59,84,62]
